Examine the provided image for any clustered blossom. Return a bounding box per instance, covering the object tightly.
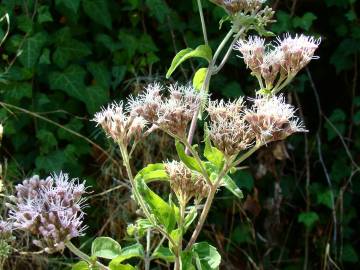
[93,101,147,145]
[210,0,267,14]
[244,95,307,143]
[7,173,87,253]
[207,98,254,156]
[234,34,321,89]
[165,161,209,203]
[128,83,205,138]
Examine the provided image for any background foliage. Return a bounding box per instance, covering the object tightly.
[0,0,359,269]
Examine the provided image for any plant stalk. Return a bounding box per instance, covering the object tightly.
[196,0,208,45]
[65,241,109,270]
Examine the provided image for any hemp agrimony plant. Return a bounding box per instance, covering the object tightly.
[2,1,320,269]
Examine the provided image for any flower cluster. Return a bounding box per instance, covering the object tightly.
[93,101,147,145]
[210,0,267,15]
[207,95,306,152]
[165,161,209,204]
[128,83,205,138]
[244,95,307,143]
[207,98,254,156]
[7,173,87,253]
[234,34,321,89]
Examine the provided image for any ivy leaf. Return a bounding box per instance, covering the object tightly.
[193,242,221,270]
[293,12,317,31]
[37,6,53,24]
[341,244,359,263]
[298,211,319,229]
[193,68,208,90]
[19,32,48,68]
[2,82,32,102]
[82,0,112,29]
[36,129,58,154]
[91,237,122,260]
[109,243,144,266]
[35,150,66,172]
[145,0,170,23]
[53,39,91,68]
[83,85,109,114]
[317,190,334,209]
[166,45,212,78]
[56,0,81,14]
[49,65,86,102]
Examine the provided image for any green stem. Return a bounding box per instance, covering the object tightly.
[196,0,208,45]
[65,241,109,270]
[118,143,177,247]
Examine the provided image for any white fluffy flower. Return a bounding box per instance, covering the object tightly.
[244,95,307,143]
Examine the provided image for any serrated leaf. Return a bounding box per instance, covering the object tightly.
[83,0,112,29]
[204,130,224,170]
[91,237,122,260]
[193,68,208,90]
[166,45,212,78]
[298,211,319,229]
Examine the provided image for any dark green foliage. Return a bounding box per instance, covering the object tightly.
[0,0,360,269]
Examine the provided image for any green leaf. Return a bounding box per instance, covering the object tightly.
[56,0,81,14]
[152,246,175,263]
[175,140,203,173]
[87,62,111,89]
[204,131,224,170]
[193,68,208,90]
[193,242,221,270]
[36,129,58,154]
[19,32,48,68]
[71,261,89,270]
[82,0,112,29]
[184,206,198,231]
[341,244,359,263]
[221,174,244,199]
[91,237,122,260]
[317,190,334,209]
[298,211,319,229]
[35,151,66,172]
[136,163,169,183]
[84,85,109,114]
[109,243,144,266]
[49,65,86,101]
[324,109,346,141]
[293,12,317,31]
[166,45,212,78]
[135,175,177,232]
[2,82,32,102]
[145,0,170,23]
[37,6,53,24]
[53,38,91,68]
[109,264,136,270]
[180,251,196,270]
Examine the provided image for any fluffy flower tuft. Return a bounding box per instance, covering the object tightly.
[235,34,321,89]
[165,161,209,203]
[207,98,254,156]
[0,220,13,240]
[93,101,147,145]
[244,95,307,143]
[8,173,87,253]
[129,83,205,138]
